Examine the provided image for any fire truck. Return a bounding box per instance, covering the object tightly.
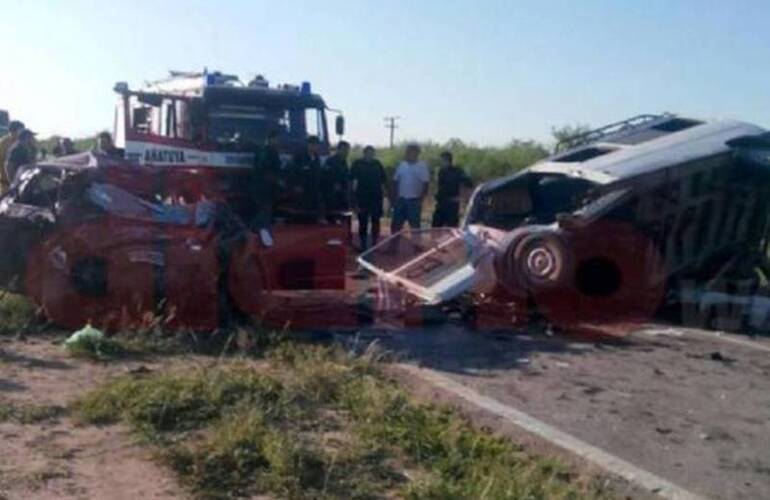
[0,71,354,331]
[111,70,344,213]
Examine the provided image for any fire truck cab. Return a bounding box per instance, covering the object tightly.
[111,70,343,213]
[114,71,340,161]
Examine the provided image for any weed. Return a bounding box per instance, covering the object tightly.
[0,293,43,335]
[72,364,283,437]
[169,409,327,499]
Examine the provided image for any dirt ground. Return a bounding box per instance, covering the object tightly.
[0,336,194,500]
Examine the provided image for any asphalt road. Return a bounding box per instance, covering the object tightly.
[350,323,770,500]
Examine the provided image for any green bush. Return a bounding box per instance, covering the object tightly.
[0,293,40,335]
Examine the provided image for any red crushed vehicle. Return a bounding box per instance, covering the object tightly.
[0,71,354,331]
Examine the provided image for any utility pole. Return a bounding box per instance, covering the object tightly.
[384,116,401,148]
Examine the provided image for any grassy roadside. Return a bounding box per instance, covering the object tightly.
[0,293,41,336]
[71,339,612,500]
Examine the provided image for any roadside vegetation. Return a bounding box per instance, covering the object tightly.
[72,338,611,500]
[0,292,42,335]
[37,135,97,155]
[369,139,549,184]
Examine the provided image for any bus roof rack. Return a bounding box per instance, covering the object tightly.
[555,113,672,153]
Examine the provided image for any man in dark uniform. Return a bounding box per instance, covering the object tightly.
[286,136,324,222]
[351,145,387,250]
[322,140,351,223]
[432,151,473,228]
[5,129,36,184]
[94,131,122,158]
[251,130,284,228]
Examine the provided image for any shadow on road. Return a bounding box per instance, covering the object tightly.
[345,324,631,377]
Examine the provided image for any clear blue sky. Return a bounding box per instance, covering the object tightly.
[1,0,768,146]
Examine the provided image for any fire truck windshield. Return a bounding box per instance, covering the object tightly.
[207,105,324,146]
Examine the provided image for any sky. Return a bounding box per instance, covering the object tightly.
[1,0,769,147]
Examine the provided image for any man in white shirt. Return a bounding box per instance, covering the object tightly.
[390,143,430,234]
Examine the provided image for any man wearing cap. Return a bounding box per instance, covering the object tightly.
[93,131,121,158]
[5,129,37,185]
[432,151,473,227]
[286,136,324,222]
[0,121,25,191]
[251,130,284,228]
[351,145,387,250]
[321,140,351,223]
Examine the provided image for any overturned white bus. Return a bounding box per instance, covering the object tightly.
[360,114,770,331]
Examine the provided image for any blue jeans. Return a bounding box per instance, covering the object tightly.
[391,197,422,233]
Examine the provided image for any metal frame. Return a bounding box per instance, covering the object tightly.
[555,113,671,153]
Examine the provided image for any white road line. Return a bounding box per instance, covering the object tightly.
[635,326,770,353]
[681,329,770,353]
[399,364,707,500]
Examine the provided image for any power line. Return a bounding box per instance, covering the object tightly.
[383,116,401,148]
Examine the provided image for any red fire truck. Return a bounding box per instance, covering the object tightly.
[0,71,354,330]
[111,70,344,209]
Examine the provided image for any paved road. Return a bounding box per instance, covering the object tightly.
[350,324,770,499]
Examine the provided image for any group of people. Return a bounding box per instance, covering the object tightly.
[252,137,473,251]
[0,124,122,194]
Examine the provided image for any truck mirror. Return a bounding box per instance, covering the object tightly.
[335,115,345,136]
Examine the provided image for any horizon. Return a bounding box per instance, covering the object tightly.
[2,0,769,146]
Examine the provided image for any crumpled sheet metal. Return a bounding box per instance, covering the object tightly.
[3,162,350,331]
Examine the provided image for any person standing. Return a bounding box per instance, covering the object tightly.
[322,140,351,222]
[93,131,121,158]
[251,130,284,228]
[351,145,387,250]
[0,121,25,192]
[432,151,473,227]
[287,136,324,222]
[56,137,77,157]
[390,144,429,233]
[5,129,36,184]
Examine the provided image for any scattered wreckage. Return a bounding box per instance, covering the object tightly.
[0,70,352,330]
[361,114,770,332]
[3,101,770,333]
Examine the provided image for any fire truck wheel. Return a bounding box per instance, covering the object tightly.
[530,220,666,329]
[510,231,572,292]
